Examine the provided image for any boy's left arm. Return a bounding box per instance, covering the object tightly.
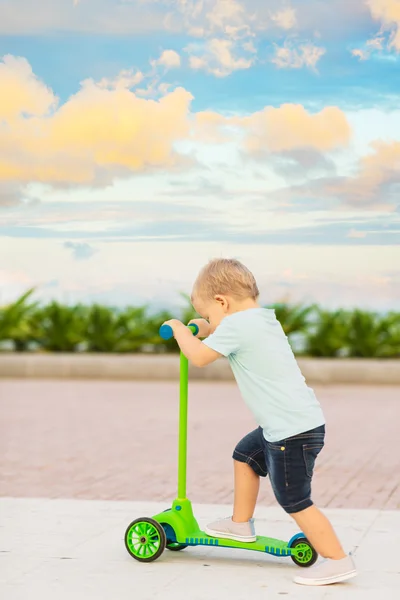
[163,320,221,368]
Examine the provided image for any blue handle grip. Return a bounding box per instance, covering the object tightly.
[159,323,199,340]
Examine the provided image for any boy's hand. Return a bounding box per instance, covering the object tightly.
[162,319,183,335]
[188,318,211,338]
[161,318,220,367]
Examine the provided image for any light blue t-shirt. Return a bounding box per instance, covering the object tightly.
[203,308,325,443]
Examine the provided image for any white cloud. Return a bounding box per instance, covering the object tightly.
[0,0,167,35]
[347,228,367,238]
[0,0,371,38]
[171,0,254,38]
[242,40,257,53]
[95,69,144,90]
[271,41,326,71]
[352,48,369,60]
[159,0,256,40]
[158,82,172,95]
[64,241,98,260]
[151,49,181,69]
[187,38,254,77]
[2,239,399,310]
[367,35,385,49]
[173,0,258,76]
[206,0,249,35]
[271,7,297,30]
[351,35,385,60]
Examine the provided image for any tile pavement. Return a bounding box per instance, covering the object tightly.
[0,380,399,510]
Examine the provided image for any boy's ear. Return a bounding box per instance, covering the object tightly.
[214,294,229,308]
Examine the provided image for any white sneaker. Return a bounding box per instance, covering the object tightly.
[294,555,357,586]
[204,517,256,543]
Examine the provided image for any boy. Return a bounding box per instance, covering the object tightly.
[163,258,357,586]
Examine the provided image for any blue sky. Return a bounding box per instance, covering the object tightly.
[0,0,399,310]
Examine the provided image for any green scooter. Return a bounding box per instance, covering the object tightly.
[124,323,318,567]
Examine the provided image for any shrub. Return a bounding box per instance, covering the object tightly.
[0,290,398,357]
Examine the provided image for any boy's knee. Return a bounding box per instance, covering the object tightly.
[232,428,268,477]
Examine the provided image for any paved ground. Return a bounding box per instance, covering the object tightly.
[0,380,399,509]
[1,497,399,600]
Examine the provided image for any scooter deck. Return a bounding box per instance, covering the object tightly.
[181,530,292,556]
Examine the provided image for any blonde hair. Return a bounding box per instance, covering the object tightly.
[193,258,259,301]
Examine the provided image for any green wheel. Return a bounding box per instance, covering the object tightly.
[289,537,318,568]
[124,518,166,562]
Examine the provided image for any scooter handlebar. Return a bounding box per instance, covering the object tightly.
[159,322,199,340]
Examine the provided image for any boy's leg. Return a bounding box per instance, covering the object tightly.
[233,460,260,522]
[291,505,357,586]
[205,428,267,542]
[264,424,357,585]
[290,505,346,559]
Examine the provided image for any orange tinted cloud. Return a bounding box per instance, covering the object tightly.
[367,0,400,51]
[0,55,193,185]
[335,140,400,200]
[197,103,351,153]
[239,104,350,153]
[0,55,351,188]
[277,140,400,209]
[0,55,56,120]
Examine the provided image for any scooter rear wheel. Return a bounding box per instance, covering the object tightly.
[289,537,318,567]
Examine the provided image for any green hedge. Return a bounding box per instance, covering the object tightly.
[0,289,399,358]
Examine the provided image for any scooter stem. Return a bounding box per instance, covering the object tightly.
[158,321,198,502]
[178,350,189,500]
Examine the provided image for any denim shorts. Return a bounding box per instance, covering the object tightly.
[232,424,325,514]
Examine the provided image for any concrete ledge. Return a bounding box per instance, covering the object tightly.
[0,353,399,383]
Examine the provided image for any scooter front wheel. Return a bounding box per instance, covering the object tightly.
[125,517,166,562]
